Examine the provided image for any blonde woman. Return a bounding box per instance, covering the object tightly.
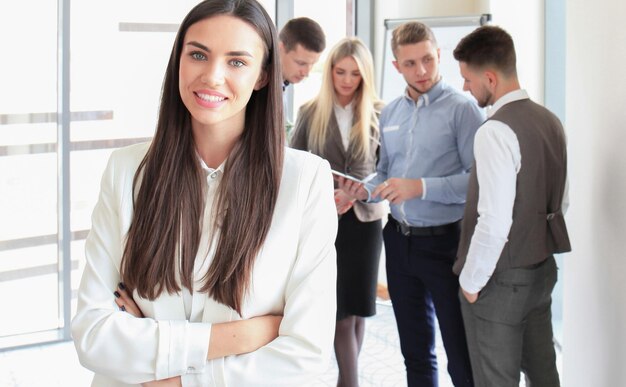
[290,37,385,387]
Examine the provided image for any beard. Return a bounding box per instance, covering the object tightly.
[476,88,493,108]
[406,74,440,97]
[407,82,429,96]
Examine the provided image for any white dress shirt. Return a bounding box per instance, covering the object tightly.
[71,142,338,386]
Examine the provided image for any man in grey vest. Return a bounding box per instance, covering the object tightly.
[452,26,571,387]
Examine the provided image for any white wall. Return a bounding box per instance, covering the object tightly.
[373,0,483,90]
[372,0,544,103]
[563,0,626,385]
[485,0,545,103]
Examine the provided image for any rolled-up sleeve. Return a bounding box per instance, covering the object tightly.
[422,100,485,204]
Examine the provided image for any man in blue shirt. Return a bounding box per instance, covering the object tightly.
[339,21,484,387]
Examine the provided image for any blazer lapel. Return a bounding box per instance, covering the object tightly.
[327,113,348,167]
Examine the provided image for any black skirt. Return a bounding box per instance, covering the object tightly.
[335,208,383,321]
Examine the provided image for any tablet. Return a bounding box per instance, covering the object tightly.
[331,170,365,184]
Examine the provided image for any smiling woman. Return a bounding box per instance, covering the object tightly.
[178,15,268,156]
[70,1,338,386]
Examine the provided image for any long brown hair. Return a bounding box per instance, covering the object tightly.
[120,0,284,315]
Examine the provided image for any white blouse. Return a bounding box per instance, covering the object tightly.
[71,142,338,387]
[333,100,354,151]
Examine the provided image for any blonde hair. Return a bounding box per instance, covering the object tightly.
[304,37,382,160]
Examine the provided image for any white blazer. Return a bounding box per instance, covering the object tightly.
[71,142,338,386]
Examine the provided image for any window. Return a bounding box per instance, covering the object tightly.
[0,1,62,348]
[0,0,206,350]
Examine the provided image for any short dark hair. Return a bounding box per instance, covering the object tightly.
[279,17,326,53]
[453,25,517,77]
[391,21,437,58]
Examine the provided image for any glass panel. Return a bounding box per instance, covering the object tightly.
[0,245,59,336]
[0,2,57,116]
[70,148,115,232]
[0,123,57,147]
[292,0,348,117]
[68,0,273,144]
[71,239,86,318]
[0,153,57,241]
[0,1,60,346]
[69,1,199,142]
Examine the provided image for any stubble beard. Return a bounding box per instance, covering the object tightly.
[407,74,440,98]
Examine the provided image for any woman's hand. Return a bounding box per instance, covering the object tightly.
[243,314,282,351]
[114,282,144,318]
[208,314,282,359]
[141,376,182,387]
[334,189,355,215]
[335,176,368,201]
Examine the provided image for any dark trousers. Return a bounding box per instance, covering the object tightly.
[384,221,473,387]
[460,257,559,387]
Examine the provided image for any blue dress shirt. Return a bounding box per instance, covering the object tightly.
[368,79,485,227]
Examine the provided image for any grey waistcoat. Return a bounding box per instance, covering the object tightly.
[454,98,571,275]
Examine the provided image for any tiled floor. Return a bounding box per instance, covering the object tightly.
[313,300,450,387]
[0,301,559,386]
[0,338,93,387]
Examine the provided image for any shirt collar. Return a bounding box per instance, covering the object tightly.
[196,152,226,177]
[487,89,529,118]
[402,78,445,107]
[334,99,354,112]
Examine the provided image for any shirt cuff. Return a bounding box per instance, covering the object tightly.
[155,320,211,380]
[363,184,373,202]
[181,357,225,387]
[459,266,488,294]
[185,323,211,373]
